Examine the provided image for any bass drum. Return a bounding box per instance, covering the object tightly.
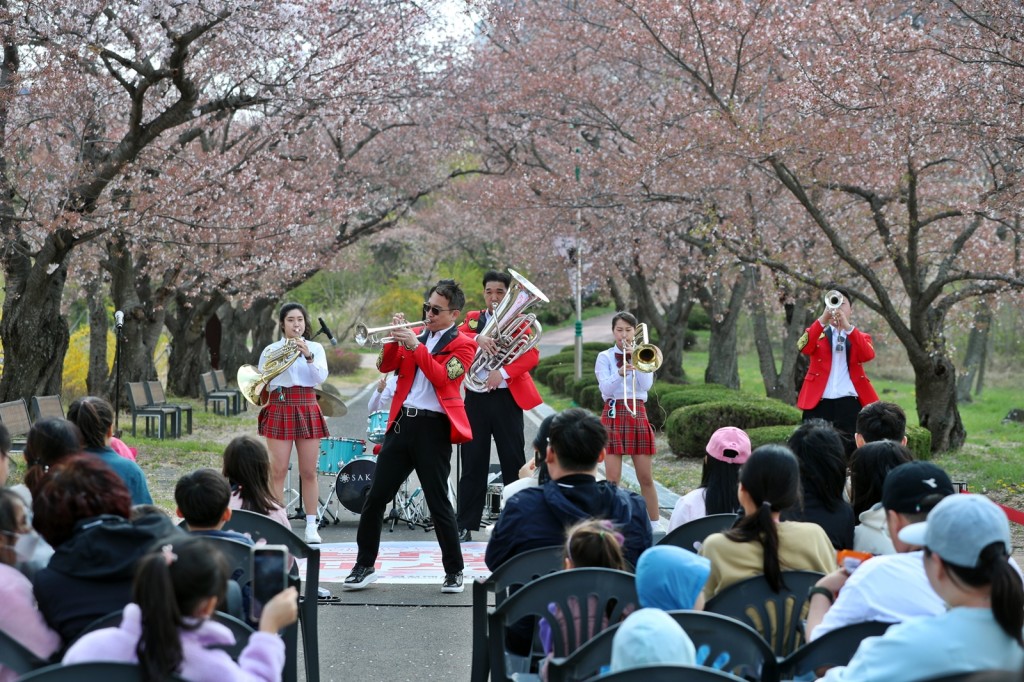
[336,457,375,514]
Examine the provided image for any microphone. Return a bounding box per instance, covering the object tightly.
[114,310,124,329]
[318,317,338,346]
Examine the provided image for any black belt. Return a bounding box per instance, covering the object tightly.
[402,407,445,419]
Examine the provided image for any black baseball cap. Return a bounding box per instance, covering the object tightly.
[881,461,954,514]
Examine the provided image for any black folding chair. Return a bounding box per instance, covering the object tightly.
[587,664,746,681]
[0,628,49,676]
[18,662,187,681]
[657,513,741,553]
[780,620,893,680]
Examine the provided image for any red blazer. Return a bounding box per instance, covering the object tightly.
[459,309,542,411]
[377,326,475,444]
[796,320,879,410]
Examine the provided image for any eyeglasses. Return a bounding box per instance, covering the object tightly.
[422,303,454,316]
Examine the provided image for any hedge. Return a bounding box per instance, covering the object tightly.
[579,385,605,412]
[560,342,612,353]
[745,424,799,450]
[905,425,932,460]
[666,399,803,458]
[571,375,600,404]
[658,385,756,419]
[645,384,692,430]
[546,366,578,394]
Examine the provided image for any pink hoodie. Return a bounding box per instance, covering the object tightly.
[63,603,284,682]
[0,564,60,682]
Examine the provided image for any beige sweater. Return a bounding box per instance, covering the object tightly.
[700,520,835,599]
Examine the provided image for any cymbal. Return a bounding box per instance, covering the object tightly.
[314,388,348,418]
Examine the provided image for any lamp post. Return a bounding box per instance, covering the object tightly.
[113,310,124,437]
[573,138,584,381]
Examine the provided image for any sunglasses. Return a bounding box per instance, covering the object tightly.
[422,303,454,316]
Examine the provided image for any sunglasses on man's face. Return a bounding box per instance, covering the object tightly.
[423,303,453,317]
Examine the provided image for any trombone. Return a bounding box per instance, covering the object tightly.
[354,320,422,348]
[621,323,663,416]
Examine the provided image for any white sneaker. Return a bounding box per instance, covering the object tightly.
[304,524,322,544]
[650,519,665,534]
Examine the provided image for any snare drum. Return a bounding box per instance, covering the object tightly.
[366,410,389,444]
[318,437,366,474]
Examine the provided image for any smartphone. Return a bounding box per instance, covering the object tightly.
[250,545,289,623]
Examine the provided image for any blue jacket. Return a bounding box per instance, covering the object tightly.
[485,474,652,570]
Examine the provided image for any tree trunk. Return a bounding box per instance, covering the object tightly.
[698,268,750,389]
[913,353,966,452]
[166,292,224,397]
[217,298,277,380]
[750,274,815,403]
[956,302,992,403]
[85,278,110,396]
[0,233,73,401]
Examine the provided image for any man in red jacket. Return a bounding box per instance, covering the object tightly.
[455,271,542,541]
[797,285,879,455]
[344,279,475,594]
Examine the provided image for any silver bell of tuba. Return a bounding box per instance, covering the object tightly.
[463,269,549,393]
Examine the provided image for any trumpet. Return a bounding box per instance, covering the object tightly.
[621,323,663,416]
[824,290,844,325]
[354,320,422,347]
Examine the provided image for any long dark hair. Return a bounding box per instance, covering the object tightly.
[700,457,742,516]
[849,441,914,518]
[928,542,1024,647]
[788,420,847,513]
[23,417,83,496]
[133,537,229,682]
[222,436,279,516]
[725,445,802,592]
[67,397,115,450]
[278,302,312,340]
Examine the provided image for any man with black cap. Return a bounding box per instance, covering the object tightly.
[805,461,954,640]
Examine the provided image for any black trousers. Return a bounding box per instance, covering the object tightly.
[356,411,464,574]
[457,388,525,531]
[803,396,860,457]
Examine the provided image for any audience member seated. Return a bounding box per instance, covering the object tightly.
[806,461,954,640]
[68,397,153,504]
[0,424,10,486]
[32,455,179,644]
[485,408,652,571]
[636,544,711,611]
[222,436,290,529]
[854,400,908,448]
[15,417,83,506]
[781,420,855,550]
[610,608,696,673]
[668,426,749,531]
[175,469,254,545]
[849,441,914,555]
[501,413,555,509]
[0,489,60,682]
[820,494,1024,681]
[700,445,834,600]
[64,536,298,682]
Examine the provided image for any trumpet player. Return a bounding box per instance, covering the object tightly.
[797,285,879,456]
[345,279,475,594]
[455,270,542,542]
[596,312,660,531]
[258,302,330,544]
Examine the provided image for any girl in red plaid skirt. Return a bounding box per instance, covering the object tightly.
[596,312,660,530]
[258,302,329,543]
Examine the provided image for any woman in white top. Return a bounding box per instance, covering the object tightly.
[668,426,749,531]
[257,302,330,544]
[595,312,658,529]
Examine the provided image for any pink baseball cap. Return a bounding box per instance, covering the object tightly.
[706,426,752,464]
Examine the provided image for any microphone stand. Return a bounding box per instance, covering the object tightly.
[113,320,123,437]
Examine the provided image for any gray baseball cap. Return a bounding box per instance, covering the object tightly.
[898,494,1011,568]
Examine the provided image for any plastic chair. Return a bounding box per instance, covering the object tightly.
[31,394,65,420]
[471,545,566,682]
[657,513,741,553]
[18,662,187,681]
[0,628,48,675]
[547,610,779,682]
[487,568,639,682]
[124,382,177,438]
[704,570,824,658]
[75,609,254,661]
[223,508,321,682]
[144,381,193,435]
[200,372,237,415]
[0,398,31,451]
[779,620,893,680]
[584,664,745,681]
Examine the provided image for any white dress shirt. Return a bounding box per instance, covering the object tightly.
[260,338,329,388]
[403,325,453,412]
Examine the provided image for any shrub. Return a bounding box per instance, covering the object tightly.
[545,366,578,394]
[906,425,932,460]
[746,425,800,450]
[666,399,802,458]
[536,351,599,385]
[579,385,604,412]
[658,385,753,418]
[572,375,599,404]
[325,347,361,375]
[646,384,691,431]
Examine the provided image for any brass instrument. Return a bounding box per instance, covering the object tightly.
[237,337,304,407]
[621,323,663,415]
[824,289,844,325]
[464,269,549,393]
[353,320,422,348]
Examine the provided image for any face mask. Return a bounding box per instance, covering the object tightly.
[14,531,39,564]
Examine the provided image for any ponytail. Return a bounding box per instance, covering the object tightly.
[727,500,785,592]
[132,538,228,682]
[937,542,1024,647]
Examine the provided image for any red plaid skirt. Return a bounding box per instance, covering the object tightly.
[258,386,330,440]
[601,399,656,456]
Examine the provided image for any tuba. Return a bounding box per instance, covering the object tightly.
[463,269,549,393]
[237,337,303,407]
[621,323,663,415]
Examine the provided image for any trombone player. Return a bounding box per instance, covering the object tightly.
[797,284,879,456]
[455,270,543,542]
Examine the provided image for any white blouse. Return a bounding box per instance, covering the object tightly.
[260,338,329,388]
[596,346,653,401]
